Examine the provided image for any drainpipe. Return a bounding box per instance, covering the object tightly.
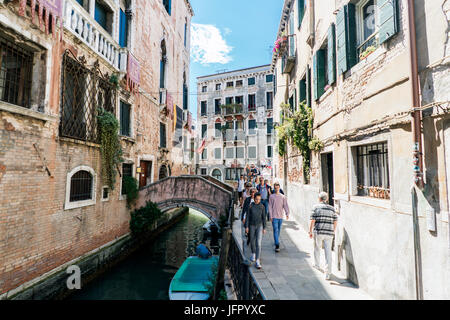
[406,0,424,300]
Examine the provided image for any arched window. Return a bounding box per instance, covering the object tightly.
[211,169,222,181]
[70,170,93,202]
[65,166,96,210]
[159,165,168,180]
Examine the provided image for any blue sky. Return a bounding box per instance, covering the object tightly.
[188,0,283,120]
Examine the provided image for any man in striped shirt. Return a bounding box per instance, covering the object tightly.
[309,192,338,280]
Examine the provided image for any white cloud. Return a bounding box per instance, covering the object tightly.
[191,23,233,65]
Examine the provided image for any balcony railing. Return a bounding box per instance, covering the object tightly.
[282,34,296,74]
[64,0,123,70]
[222,104,243,115]
[248,105,256,112]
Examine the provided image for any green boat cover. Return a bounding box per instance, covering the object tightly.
[171,256,219,293]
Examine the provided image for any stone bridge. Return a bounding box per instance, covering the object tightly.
[136,175,235,224]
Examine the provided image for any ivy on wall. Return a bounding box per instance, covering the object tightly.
[97,108,124,190]
[275,101,324,179]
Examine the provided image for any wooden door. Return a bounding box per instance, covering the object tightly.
[139,161,152,188]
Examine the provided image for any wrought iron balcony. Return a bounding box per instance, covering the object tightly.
[281,34,296,74]
[64,0,124,70]
[222,104,243,115]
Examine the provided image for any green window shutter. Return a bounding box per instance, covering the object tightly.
[328,23,336,85]
[313,50,326,100]
[378,0,399,44]
[337,4,357,75]
[297,0,305,29]
[306,67,311,107]
[299,79,306,103]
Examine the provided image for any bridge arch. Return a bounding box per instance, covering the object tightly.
[136,175,234,225]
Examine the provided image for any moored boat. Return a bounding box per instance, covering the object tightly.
[169,255,219,300]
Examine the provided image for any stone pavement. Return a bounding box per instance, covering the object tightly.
[232,207,372,300]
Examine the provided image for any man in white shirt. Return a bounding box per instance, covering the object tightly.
[237,175,245,206]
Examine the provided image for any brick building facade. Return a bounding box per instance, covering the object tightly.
[0,0,193,296]
[271,0,450,299]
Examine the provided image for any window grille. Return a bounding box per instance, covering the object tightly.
[60,51,117,143]
[0,34,33,108]
[356,142,390,199]
[70,170,93,202]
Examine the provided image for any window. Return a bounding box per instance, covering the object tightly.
[60,53,116,143]
[226,81,234,88]
[337,1,399,74]
[184,21,188,47]
[216,83,221,91]
[211,169,222,181]
[102,186,109,201]
[201,101,207,116]
[200,168,207,175]
[248,94,256,111]
[160,122,166,148]
[225,147,235,159]
[248,146,257,159]
[235,96,243,105]
[163,0,171,15]
[248,77,256,86]
[224,121,233,141]
[248,119,256,135]
[215,99,221,115]
[0,34,33,109]
[266,74,274,82]
[235,120,244,140]
[225,97,233,105]
[214,148,222,159]
[121,163,133,195]
[70,170,93,202]
[202,85,207,92]
[267,118,273,134]
[355,142,390,199]
[119,9,129,48]
[201,148,208,160]
[267,145,273,158]
[202,124,207,138]
[266,92,273,109]
[299,77,307,104]
[65,166,97,210]
[298,0,307,29]
[95,1,113,34]
[215,123,222,138]
[236,147,244,159]
[236,80,243,87]
[120,101,131,137]
[226,168,244,181]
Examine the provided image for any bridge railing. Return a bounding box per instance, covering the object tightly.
[227,227,265,300]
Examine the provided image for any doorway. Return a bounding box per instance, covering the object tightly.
[139,160,153,188]
[321,153,334,206]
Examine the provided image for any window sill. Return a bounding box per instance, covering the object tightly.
[349,195,391,210]
[64,199,96,211]
[58,137,101,148]
[120,135,136,144]
[0,100,56,122]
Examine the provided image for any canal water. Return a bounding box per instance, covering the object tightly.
[68,209,217,300]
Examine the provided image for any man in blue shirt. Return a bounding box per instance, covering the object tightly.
[196,243,212,259]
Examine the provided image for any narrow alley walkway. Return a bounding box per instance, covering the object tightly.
[232,207,372,300]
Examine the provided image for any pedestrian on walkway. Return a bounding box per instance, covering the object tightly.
[245,193,266,269]
[257,178,272,220]
[309,192,338,280]
[237,175,245,206]
[268,182,290,252]
[242,188,257,246]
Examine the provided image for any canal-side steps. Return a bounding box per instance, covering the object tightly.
[1,207,189,300]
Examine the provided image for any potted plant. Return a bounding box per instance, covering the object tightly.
[359,45,377,60]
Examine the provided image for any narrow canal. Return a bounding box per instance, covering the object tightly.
[68,209,218,300]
